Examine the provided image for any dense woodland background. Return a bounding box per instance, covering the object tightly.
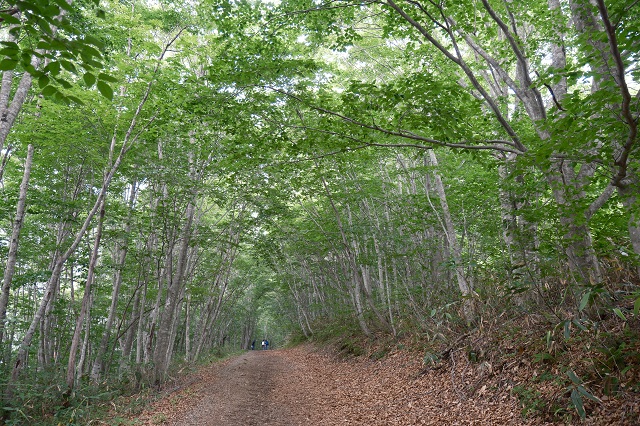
[0,0,638,423]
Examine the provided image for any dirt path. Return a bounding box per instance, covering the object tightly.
[132,345,538,426]
[177,350,294,426]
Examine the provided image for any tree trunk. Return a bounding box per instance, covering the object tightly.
[153,200,195,382]
[319,171,372,336]
[184,292,191,357]
[76,293,93,383]
[0,53,42,172]
[136,272,149,365]
[90,182,137,381]
[498,154,539,285]
[0,144,33,347]
[66,201,105,390]
[193,267,232,361]
[427,151,472,297]
[6,134,131,400]
[547,163,603,285]
[617,186,640,278]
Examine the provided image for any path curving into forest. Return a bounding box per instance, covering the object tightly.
[133,345,542,425]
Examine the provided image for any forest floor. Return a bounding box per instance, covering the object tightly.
[127,344,559,426]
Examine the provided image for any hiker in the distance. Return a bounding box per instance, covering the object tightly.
[250,340,255,350]
[265,339,270,350]
[261,340,266,350]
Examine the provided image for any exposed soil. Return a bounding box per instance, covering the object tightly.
[131,345,538,425]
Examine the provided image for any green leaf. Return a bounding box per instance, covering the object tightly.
[23,63,37,75]
[44,4,62,18]
[563,320,571,340]
[634,296,640,316]
[80,45,102,58]
[572,319,587,332]
[98,73,118,83]
[97,80,113,101]
[0,47,20,57]
[0,41,19,49]
[566,369,582,385]
[0,58,18,71]
[66,95,85,105]
[0,13,20,25]
[44,61,61,76]
[57,78,73,89]
[80,56,102,69]
[577,385,602,403]
[52,0,73,11]
[571,389,586,419]
[613,308,627,321]
[84,35,105,50]
[59,59,76,73]
[36,41,52,50]
[545,330,552,350]
[38,75,50,89]
[579,291,590,311]
[54,90,69,105]
[41,85,57,97]
[83,72,96,88]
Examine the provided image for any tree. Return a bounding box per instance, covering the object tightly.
[265,0,638,286]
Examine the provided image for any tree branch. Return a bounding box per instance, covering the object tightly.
[586,184,615,220]
[285,123,520,152]
[596,0,638,188]
[263,85,524,154]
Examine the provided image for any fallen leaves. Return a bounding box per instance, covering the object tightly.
[126,342,639,426]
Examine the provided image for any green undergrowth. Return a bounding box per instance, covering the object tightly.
[0,347,242,426]
[296,314,397,359]
[504,316,640,423]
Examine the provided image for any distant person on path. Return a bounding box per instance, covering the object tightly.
[265,340,269,350]
[250,340,255,350]
[261,340,266,350]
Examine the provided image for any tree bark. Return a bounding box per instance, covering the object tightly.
[153,199,196,382]
[66,201,105,390]
[426,151,472,297]
[90,182,137,381]
[0,144,33,347]
[319,170,372,336]
[192,246,236,361]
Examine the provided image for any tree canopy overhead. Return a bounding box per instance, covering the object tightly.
[0,0,638,423]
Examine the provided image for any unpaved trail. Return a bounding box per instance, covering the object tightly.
[177,350,295,425]
[133,345,539,426]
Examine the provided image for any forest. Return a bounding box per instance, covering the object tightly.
[0,0,638,423]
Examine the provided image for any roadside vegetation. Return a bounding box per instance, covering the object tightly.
[0,0,638,424]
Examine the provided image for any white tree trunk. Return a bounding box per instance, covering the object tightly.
[427,151,472,297]
[66,202,105,390]
[0,144,33,346]
[90,182,137,381]
[153,200,195,382]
